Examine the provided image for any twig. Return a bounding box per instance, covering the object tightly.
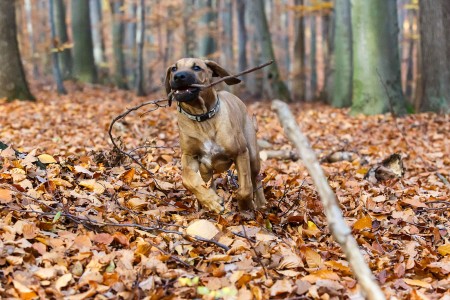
[190,60,273,89]
[241,225,268,279]
[108,97,170,191]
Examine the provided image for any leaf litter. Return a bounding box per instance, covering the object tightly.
[0,83,449,299]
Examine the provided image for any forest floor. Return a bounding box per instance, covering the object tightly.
[0,82,449,299]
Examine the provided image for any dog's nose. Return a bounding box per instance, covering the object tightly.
[174,71,189,82]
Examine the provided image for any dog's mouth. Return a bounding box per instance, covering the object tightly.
[171,86,200,102]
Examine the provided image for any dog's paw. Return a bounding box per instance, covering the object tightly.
[203,197,224,213]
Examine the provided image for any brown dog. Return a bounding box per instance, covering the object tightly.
[164,58,266,213]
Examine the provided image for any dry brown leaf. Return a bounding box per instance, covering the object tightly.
[353,216,372,230]
[0,188,12,203]
[186,219,220,240]
[37,154,57,164]
[270,279,294,296]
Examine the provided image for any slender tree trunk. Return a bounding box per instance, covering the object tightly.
[246,1,262,96]
[220,0,233,67]
[250,0,291,101]
[24,0,39,77]
[292,0,306,101]
[320,1,334,103]
[331,0,352,107]
[236,0,248,73]
[54,0,73,79]
[135,0,146,96]
[49,0,67,94]
[0,0,34,101]
[350,0,406,115]
[90,0,106,66]
[71,0,97,83]
[405,9,414,99]
[308,14,317,101]
[183,0,196,57]
[418,0,450,113]
[198,0,217,58]
[109,0,128,89]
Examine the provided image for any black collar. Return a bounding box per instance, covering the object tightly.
[177,97,220,122]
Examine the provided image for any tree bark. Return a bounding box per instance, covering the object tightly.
[198,0,217,58]
[272,99,385,300]
[308,14,317,101]
[110,0,128,89]
[292,0,306,101]
[90,0,106,67]
[183,0,196,57]
[0,0,35,101]
[49,0,67,94]
[236,0,248,73]
[71,0,97,83]
[24,0,39,77]
[350,0,406,115]
[250,0,291,102]
[54,0,73,79]
[220,0,233,68]
[331,0,352,107]
[135,0,146,96]
[418,0,450,113]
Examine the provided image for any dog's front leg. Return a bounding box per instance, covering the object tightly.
[235,148,255,210]
[181,154,223,213]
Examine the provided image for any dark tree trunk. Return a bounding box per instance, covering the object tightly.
[90,0,106,66]
[236,0,248,73]
[419,0,450,113]
[250,0,291,102]
[183,0,196,57]
[308,15,317,101]
[54,0,73,79]
[49,0,67,94]
[71,0,97,83]
[110,0,128,89]
[198,0,217,58]
[135,0,146,96]
[220,0,233,67]
[292,0,306,101]
[0,0,34,101]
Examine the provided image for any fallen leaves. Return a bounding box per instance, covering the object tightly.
[0,85,449,299]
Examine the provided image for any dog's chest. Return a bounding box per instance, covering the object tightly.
[199,140,229,169]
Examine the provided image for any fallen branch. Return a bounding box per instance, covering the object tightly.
[259,149,299,161]
[190,60,273,90]
[272,100,385,300]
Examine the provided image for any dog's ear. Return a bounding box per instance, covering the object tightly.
[164,66,172,95]
[204,60,241,85]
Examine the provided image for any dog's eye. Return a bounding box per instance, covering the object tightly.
[171,66,177,72]
[192,65,202,71]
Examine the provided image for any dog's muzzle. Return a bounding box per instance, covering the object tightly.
[170,71,200,102]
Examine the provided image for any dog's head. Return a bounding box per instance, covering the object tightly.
[164,58,241,102]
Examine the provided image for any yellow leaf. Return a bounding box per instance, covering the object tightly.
[301,247,323,268]
[55,273,72,291]
[186,219,220,240]
[0,188,12,204]
[79,179,105,194]
[353,216,372,230]
[38,154,57,164]
[403,278,432,289]
[307,221,318,231]
[437,243,450,256]
[121,168,135,184]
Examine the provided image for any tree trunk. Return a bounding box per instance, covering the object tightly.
[198,0,217,58]
[236,0,248,75]
[220,0,233,67]
[71,0,97,83]
[250,0,291,102]
[183,0,196,57]
[24,0,39,77]
[292,0,306,101]
[109,0,128,89]
[308,14,317,101]
[90,0,106,67]
[331,0,352,107]
[0,0,35,101]
[135,0,146,96]
[49,0,67,94]
[54,0,73,79]
[350,0,406,115]
[418,0,450,113]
